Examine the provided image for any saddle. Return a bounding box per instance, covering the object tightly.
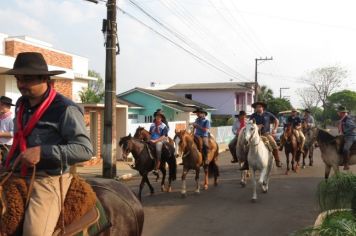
[0,174,110,236]
[146,142,173,160]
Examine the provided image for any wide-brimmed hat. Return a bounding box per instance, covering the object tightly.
[291,107,298,112]
[337,106,348,113]
[193,107,208,115]
[153,110,166,120]
[303,108,311,113]
[0,96,15,106]
[234,110,247,118]
[1,52,65,76]
[252,101,267,109]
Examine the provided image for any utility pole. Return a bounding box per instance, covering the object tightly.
[280,87,290,98]
[254,57,273,102]
[102,0,117,178]
[83,0,118,178]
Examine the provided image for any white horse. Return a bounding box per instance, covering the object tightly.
[244,120,274,202]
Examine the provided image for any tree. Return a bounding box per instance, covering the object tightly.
[258,85,274,102]
[267,98,292,115]
[327,90,356,113]
[79,70,104,103]
[302,65,348,127]
[297,87,320,109]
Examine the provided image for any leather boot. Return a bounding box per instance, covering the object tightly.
[239,161,249,170]
[272,149,282,167]
[153,160,161,175]
[343,152,350,170]
[203,146,209,165]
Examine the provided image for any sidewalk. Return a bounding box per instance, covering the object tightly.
[76,159,139,180]
[76,143,228,180]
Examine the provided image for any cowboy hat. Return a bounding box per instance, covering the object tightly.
[193,107,208,115]
[291,107,298,112]
[0,96,15,106]
[234,110,246,118]
[251,101,267,109]
[153,110,166,120]
[1,52,65,76]
[337,106,348,113]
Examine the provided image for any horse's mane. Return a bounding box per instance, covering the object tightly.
[119,135,131,146]
[317,128,336,143]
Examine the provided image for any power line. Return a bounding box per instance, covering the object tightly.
[117,6,250,80]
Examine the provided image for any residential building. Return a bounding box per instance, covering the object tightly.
[163,82,256,116]
[118,87,214,126]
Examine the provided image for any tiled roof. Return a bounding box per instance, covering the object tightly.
[118,87,214,110]
[164,82,254,90]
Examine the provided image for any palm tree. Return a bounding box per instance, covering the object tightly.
[257,85,274,102]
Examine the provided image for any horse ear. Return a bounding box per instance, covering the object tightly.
[129,133,132,138]
[175,129,178,134]
[252,119,256,124]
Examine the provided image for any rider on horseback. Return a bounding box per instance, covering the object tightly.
[279,108,305,154]
[240,101,282,170]
[192,107,211,165]
[303,108,315,128]
[0,52,93,236]
[337,106,356,170]
[229,110,246,163]
[150,111,169,175]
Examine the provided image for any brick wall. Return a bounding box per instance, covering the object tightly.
[5,40,72,69]
[50,79,73,99]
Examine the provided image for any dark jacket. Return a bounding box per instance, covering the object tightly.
[10,92,93,175]
[341,115,356,137]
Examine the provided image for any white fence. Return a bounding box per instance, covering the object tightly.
[210,126,234,144]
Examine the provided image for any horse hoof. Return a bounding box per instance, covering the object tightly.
[203,185,208,190]
[194,189,200,194]
[240,182,246,187]
[214,182,218,187]
[251,198,257,203]
[302,165,306,169]
[161,186,166,192]
[167,187,172,193]
[181,193,187,198]
[285,170,289,175]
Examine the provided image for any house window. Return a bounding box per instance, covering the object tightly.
[185,94,192,100]
[145,115,153,123]
[128,114,138,119]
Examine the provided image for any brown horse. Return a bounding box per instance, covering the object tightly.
[174,130,219,197]
[301,122,315,168]
[282,124,301,175]
[134,126,174,146]
[0,176,144,236]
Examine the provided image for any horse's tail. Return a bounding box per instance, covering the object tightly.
[208,160,220,178]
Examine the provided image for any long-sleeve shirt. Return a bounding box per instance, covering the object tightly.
[232,118,246,135]
[9,91,93,175]
[339,115,356,137]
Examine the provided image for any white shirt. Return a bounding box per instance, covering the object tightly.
[0,112,14,145]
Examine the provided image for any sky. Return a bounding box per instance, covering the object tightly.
[1,0,356,107]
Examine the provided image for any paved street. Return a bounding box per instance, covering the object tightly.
[123,148,340,236]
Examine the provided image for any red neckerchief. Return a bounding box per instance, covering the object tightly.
[5,87,57,176]
[0,111,12,120]
[238,118,246,133]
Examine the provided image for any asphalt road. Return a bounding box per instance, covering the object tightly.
[123,148,338,236]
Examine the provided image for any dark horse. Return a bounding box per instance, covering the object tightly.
[301,122,315,168]
[0,175,144,236]
[312,128,356,179]
[119,135,177,200]
[282,124,301,175]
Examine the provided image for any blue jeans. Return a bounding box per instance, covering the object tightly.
[343,136,356,155]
